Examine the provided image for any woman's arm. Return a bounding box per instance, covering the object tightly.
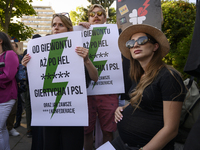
[0,51,19,86]
[142,101,183,150]
[84,58,98,82]
[75,46,98,82]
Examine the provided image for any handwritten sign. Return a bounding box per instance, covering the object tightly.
[27,31,88,126]
[74,24,125,95]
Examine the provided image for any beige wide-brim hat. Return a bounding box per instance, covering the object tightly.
[118,24,170,60]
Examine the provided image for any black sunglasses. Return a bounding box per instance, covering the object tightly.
[53,12,71,21]
[89,11,104,17]
[126,36,152,49]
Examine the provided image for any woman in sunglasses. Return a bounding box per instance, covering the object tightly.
[22,13,98,150]
[113,24,186,150]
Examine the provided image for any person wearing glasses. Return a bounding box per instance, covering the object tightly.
[79,4,119,150]
[0,31,19,150]
[112,24,186,150]
[22,12,98,150]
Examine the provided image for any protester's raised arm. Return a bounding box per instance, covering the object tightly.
[78,22,91,29]
[21,54,31,67]
[75,46,98,82]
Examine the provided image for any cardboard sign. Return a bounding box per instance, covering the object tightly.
[96,141,116,150]
[74,24,125,96]
[27,31,88,126]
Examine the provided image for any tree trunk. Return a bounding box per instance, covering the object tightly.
[3,0,14,33]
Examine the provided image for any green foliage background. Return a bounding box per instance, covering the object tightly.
[0,0,36,41]
[161,0,196,79]
[70,0,116,25]
[175,29,194,79]
[70,0,197,80]
[87,0,115,8]
[0,0,196,76]
[70,6,89,25]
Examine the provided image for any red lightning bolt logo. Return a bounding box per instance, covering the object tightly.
[143,0,150,10]
[138,0,150,17]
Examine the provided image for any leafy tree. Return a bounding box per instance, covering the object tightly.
[161,0,196,67]
[0,0,36,40]
[87,0,115,8]
[107,7,116,24]
[174,28,194,79]
[70,0,116,25]
[8,22,35,41]
[70,6,89,26]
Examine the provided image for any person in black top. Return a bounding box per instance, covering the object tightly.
[183,114,200,150]
[113,24,186,150]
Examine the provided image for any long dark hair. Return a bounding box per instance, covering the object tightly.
[0,31,14,52]
[129,32,164,109]
[129,32,184,111]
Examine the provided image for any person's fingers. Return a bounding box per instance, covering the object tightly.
[115,113,122,123]
[21,54,31,66]
[75,47,89,58]
[116,112,122,120]
[86,23,91,29]
[78,22,91,29]
[114,107,123,123]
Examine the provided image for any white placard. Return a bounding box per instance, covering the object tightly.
[74,24,125,95]
[27,31,88,126]
[96,141,116,150]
